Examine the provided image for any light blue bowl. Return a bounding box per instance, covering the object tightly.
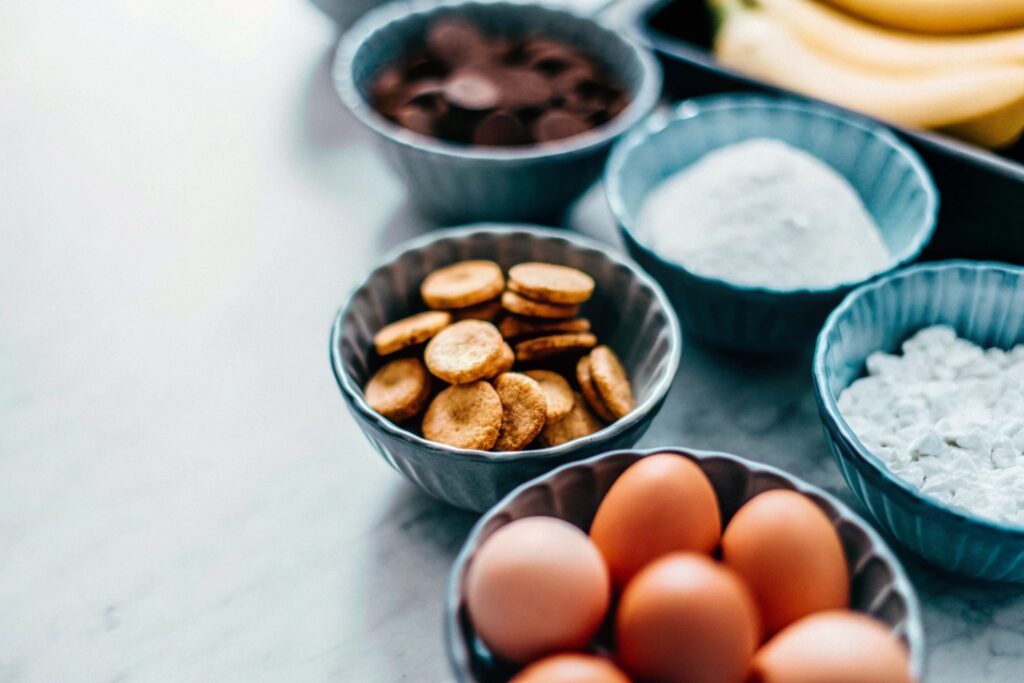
[606,94,939,353]
[334,0,662,224]
[814,261,1024,582]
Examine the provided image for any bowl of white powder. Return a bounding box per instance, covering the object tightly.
[814,261,1024,582]
[605,94,938,353]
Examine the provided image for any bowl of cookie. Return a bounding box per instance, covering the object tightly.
[330,225,681,511]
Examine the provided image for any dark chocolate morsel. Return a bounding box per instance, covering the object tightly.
[443,70,501,110]
[474,111,530,146]
[496,68,553,110]
[426,19,488,66]
[393,106,436,136]
[533,110,588,142]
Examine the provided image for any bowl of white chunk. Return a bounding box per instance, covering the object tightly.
[606,93,938,353]
[814,260,1024,582]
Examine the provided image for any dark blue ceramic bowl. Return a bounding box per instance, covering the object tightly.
[334,0,662,224]
[330,225,681,511]
[446,447,925,682]
[814,261,1024,582]
[606,94,938,354]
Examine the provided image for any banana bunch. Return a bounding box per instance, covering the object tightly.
[710,0,1024,148]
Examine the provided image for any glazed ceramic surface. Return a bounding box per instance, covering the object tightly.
[446,447,925,682]
[335,0,662,223]
[606,93,938,353]
[815,261,1024,582]
[331,225,681,511]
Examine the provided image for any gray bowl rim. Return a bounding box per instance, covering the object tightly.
[329,224,683,463]
[605,93,940,298]
[444,445,926,681]
[813,259,1024,538]
[333,0,664,164]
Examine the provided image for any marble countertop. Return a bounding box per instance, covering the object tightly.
[2,0,1022,680]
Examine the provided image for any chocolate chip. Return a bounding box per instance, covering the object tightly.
[394,106,435,136]
[444,69,501,110]
[426,19,488,66]
[533,110,588,142]
[496,68,553,110]
[474,111,530,146]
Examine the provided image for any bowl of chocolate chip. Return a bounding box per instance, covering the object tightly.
[333,0,662,224]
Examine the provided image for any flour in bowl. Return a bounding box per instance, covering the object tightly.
[838,326,1024,525]
[638,138,892,289]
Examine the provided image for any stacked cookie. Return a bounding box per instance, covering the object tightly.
[363,259,636,452]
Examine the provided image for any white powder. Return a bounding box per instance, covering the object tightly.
[638,138,892,289]
[838,326,1024,526]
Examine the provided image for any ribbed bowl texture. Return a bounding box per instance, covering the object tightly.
[330,225,681,511]
[606,93,938,353]
[445,447,925,682]
[334,0,662,224]
[814,260,1024,582]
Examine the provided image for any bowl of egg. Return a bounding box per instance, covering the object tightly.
[815,260,1024,582]
[605,93,938,354]
[446,447,924,683]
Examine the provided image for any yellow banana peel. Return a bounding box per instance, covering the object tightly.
[942,97,1024,148]
[714,8,1024,136]
[823,0,1024,35]
[756,0,1024,73]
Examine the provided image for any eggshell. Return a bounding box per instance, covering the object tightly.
[721,489,849,636]
[509,654,631,683]
[616,553,760,683]
[589,453,721,588]
[465,517,610,664]
[749,610,915,683]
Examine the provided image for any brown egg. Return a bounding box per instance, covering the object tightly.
[749,610,915,683]
[465,517,610,664]
[589,453,721,588]
[721,489,849,636]
[510,653,631,683]
[616,553,760,683]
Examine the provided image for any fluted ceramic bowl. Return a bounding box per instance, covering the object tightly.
[446,447,925,682]
[334,0,662,224]
[606,94,939,353]
[330,225,681,511]
[814,261,1024,582]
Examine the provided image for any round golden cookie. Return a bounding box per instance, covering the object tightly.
[421,260,505,309]
[422,381,503,450]
[508,262,595,304]
[492,373,548,451]
[451,298,502,322]
[425,320,505,384]
[536,391,604,447]
[501,290,579,319]
[373,310,451,356]
[364,358,431,422]
[515,333,597,362]
[524,370,575,423]
[486,342,515,379]
[576,355,616,422]
[589,345,636,419]
[499,315,591,339]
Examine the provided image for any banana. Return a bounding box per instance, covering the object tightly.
[757,0,1024,73]
[823,0,1024,35]
[943,97,1024,148]
[714,9,1024,130]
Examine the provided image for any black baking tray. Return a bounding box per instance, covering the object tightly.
[618,0,1024,263]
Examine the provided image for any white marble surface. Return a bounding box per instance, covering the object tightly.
[1,1,1022,681]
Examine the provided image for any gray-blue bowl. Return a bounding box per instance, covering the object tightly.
[330,225,681,511]
[606,94,939,354]
[334,0,662,224]
[814,260,1024,582]
[445,447,925,682]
